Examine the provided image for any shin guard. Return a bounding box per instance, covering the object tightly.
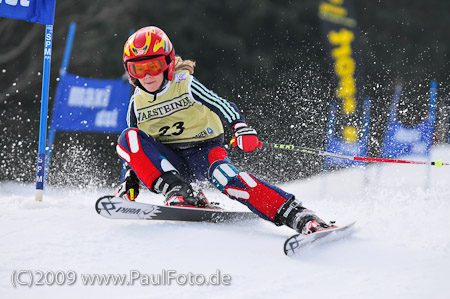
[209,161,292,222]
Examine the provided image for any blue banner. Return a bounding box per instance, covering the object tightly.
[51,73,131,133]
[381,81,436,158]
[0,0,55,25]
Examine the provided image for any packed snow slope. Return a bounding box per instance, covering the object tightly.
[1,146,449,299]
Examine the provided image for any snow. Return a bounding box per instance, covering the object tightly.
[1,146,449,298]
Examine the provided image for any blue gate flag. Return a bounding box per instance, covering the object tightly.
[2,0,57,201]
[51,74,131,133]
[381,81,436,158]
[0,0,56,25]
[325,135,367,167]
[382,121,434,158]
[324,97,371,167]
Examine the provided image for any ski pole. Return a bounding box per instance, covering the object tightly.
[259,142,448,168]
[230,138,447,168]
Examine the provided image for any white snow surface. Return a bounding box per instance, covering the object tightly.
[1,146,450,299]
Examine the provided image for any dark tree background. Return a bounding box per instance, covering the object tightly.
[1,0,449,187]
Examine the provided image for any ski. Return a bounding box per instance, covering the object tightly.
[95,195,259,223]
[283,222,356,256]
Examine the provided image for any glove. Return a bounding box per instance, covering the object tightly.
[231,122,262,152]
[114,169,140,201]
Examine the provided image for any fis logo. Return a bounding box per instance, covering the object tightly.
[174,73,187,83]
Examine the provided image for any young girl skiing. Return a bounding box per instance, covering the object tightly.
[115,26,332,235]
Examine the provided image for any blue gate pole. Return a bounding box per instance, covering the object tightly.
[361,97,371,158]
[45,22,77,184]
[425,80,437,191]
[323,101,338,173]
[35,25,55,201]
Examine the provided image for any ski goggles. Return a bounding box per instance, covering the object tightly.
[127,56,168,79]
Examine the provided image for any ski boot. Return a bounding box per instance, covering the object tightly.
[275,197,336,234]
[152,171,209,208]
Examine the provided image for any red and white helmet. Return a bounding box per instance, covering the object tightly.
[123,26,176,86]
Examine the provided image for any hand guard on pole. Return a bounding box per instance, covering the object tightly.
[231,122,263,152]
[114,169,140,201]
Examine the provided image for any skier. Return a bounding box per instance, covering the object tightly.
[114,26,332,235]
